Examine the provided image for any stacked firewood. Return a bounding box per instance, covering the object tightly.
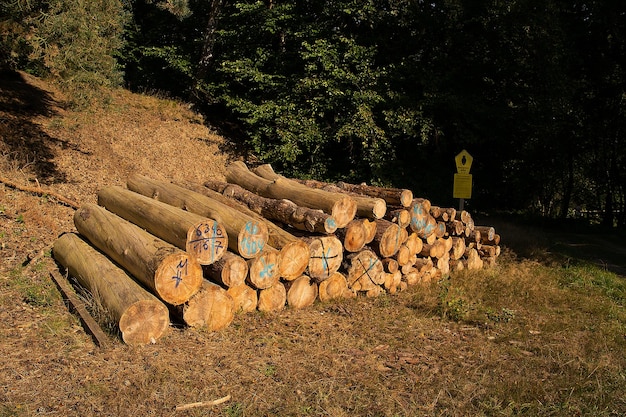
[52,161,501,345]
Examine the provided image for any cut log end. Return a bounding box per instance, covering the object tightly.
[286,275,318,309]
[183,282,234,331]
[247,249,281,289]
[186,219,228,265]
[277,240,311,281]
[331,196,358,228]
[257,282,287,312]
[227,284,258,313]
[119,300,170,345]
[154,253,203,305]
[237,220,269,259]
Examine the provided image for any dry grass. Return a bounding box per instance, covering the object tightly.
[1,72,625,416]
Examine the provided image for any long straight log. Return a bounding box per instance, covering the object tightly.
[127,174,268,259]
[226,161,357,228]
[53,233,170,345]
[74,204,203,306]
[97,186,228,265]
[288,174,412,208]
[204,180,337,234]
[256,165,387,220]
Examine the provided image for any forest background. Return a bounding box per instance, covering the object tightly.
[1,0,624,228]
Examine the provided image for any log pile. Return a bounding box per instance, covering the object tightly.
[51,162,502,345]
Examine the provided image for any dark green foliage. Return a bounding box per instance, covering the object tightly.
[2,0,625,228]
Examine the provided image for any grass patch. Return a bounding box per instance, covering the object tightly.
[9,265,58,308]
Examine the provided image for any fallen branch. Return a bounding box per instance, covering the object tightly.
[174,394,232,411]
[0,176,80,209]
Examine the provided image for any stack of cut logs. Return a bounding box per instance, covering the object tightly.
[52,161,501,345]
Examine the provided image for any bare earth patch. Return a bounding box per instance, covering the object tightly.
[1,72,625,416]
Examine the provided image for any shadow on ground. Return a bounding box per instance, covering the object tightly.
[0,70,70,184]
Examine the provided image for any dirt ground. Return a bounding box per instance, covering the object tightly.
[1,72,625,417]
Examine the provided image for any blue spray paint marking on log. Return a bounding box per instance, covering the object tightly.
[172,258,188,288]
[258,256,275,279]
[310,238,339,278]
[240,221,265,257]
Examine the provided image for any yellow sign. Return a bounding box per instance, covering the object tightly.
[453,174,472,199]
[455,150,473,175]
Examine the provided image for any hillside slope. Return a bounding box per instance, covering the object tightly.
[1,71,230,263]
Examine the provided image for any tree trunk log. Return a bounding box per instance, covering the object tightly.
[257,282,287,312]
[74,203,203,306]
[303,235,344,281]
[127,174,269,259]
[227,284,258,313]
[318,272,355,301]
[98,186,228,266]
[178,281,234,330]
[386,208,411,228]
[449,237,467,260]
[345,249,384,288]
[226,161,357,227]
[285,275,318,309]
[381,257,399,273]
[204,180,337,234]
[53,233,170,345]
[246,247,281,289]
[288,174,412,207]
[335,219,369,252]
[203,251,248,288]
[371,219,407,258]
[409,199,437,239]
[475,226,496,243]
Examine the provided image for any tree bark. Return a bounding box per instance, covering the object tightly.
[53,233,170,345]
[97,186,228,265]
[127,174,269,259]
[226,161,357,228]
[204,180,338,234]
[259,166,387,219]
[74,203,203,306]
